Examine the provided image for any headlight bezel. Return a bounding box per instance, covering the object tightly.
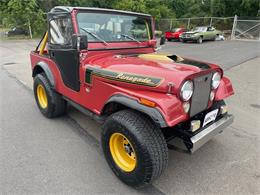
[212,72,221,89]
[180,80,194,101]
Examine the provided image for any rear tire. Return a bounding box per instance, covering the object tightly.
[101,110,168,188]
[33,73,66,118]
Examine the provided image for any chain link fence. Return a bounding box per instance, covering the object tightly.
[231,15,260,41]
[157,17,234,39]
[2,15,259,41]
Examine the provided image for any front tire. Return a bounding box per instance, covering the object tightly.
[197,36,203,44]
[33,73,66,118]
[180,38,186,43]
[215,34,220,41]
[101,110,168,188]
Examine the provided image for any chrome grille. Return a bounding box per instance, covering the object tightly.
[190,73,212,117]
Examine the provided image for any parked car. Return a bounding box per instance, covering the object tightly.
[30,6,234,188]
[165,28,187,41]
[6,27,28,36]
[180,26,222,44]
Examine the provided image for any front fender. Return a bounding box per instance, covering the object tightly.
[215,77,234,100]
[105,94,168,128]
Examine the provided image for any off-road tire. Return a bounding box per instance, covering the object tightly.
[33,73,66,118]
[101,109,168,188]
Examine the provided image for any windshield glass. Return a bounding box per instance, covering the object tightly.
[192,27,207,32]
[77,12,152,43]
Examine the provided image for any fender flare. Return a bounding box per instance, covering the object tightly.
[32,61,55,88]
[105,95,167,128]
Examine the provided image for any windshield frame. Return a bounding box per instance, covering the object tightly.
[75,10,153,44]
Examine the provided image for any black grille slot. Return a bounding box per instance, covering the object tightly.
[190,73,212,117]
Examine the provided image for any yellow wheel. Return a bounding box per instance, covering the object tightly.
[37,84,48,109]
[33,74,66,118]
[102,110,168,187]
[109,133,136,172]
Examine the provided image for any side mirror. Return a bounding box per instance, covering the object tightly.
[72,34,88,51]
[160,35,166,45]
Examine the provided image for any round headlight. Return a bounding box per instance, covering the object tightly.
[212,72,221,89]
[180,80,193,101]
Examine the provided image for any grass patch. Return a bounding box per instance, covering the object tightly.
[0,28,41,40]
[0,28,9,32]
[0,35,32,41]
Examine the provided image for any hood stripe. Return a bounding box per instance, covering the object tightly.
[137,54,211,69]
[85,67,163,87]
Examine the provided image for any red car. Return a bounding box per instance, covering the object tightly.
[165,28,187,41]
[30,6,234,188]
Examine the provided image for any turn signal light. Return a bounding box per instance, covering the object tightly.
[210,91,215,101]
[220,105,228,114]
[190,120,201,132]
[183,102,190,113]
[139,98,156,107]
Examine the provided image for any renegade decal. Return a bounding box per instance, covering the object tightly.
[115,73,155,85]
[85,67,162,87]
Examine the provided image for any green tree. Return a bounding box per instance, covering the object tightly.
[1,0,259,37]
[113,0,174,20]
[113,0,147,13]
[0,0,46,36]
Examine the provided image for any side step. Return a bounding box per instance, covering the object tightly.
[63,96,106,124]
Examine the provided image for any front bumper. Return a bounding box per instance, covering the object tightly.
[166,102,234,153]
[166,35,178,39]
[189,114,234,152]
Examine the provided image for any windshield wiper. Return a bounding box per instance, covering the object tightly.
[120,34,141,44]
[80,28,108,46]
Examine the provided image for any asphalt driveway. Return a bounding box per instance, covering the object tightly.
[160,40,260,69]
[1,39,259,194]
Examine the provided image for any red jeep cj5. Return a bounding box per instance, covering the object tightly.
[30,6,234,187]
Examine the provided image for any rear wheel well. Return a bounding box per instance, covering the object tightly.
[32,66,44,77]
[32,63,55,88]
